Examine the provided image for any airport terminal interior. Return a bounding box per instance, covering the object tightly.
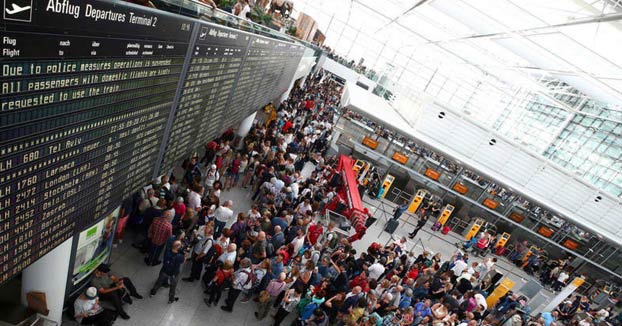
[1,0,622,326]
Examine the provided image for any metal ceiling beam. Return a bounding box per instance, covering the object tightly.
[403,11,622,46]
[375,0,432,33]
[479,1,622,103]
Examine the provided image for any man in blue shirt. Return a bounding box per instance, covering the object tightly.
[413,299,432,324]
[271,225,286,250]
[150,240,187,304]
[269,254,285,281]
[541,311,559,326]
[393,200,409,220]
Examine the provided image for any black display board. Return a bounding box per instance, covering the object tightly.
[160,23,249,172]
[0,0,306,284]
[0,0,194,283]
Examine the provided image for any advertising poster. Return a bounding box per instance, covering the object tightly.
[71,207,119,285]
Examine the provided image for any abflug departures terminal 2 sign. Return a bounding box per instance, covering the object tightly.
[0,0,305,284]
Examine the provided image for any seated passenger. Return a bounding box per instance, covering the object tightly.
[91,264,142,320]
[74,287,117,326]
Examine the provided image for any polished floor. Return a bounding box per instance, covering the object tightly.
[65,186,549,326]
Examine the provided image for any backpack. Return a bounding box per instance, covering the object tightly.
[297,296,313,314]
[239,268,257,290]
[327,232,338,249]
[240,267,263,290]
[300,302,319,320]
[201,239,218,265]
[266,242,275,257]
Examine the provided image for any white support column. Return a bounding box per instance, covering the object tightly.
[21,238,73,324]
[236,112,257,149]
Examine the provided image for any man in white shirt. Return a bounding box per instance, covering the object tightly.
[187,186,203,212]
[290,174,300,198]
[451,258,468,277]
[368,257,387,281]
[214,200,234,237]
[290,229,305,255]
[295,199,312,217]
[553,270,570,291]
[273,178,285,194]
[139,188,159,213]
[74,287,115,325]
[218,243,238,265]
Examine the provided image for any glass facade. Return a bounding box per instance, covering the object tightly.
[292,0,622,198]
[545,108,622,197]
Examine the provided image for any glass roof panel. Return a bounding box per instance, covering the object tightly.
[526,32,622,77]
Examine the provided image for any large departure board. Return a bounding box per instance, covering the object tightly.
[0,0,193,283]
[160,23,249,172]
[0,0,305,284]
[158,28,306,174]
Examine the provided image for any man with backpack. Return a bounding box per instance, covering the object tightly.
[295,292,326,326]
[221,258,254,312]
[182,226,215,282]
[320,222,338,252]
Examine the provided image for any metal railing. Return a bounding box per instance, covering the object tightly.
[152,0,321,53]
[321,209,353,238]
[384,187,413,204]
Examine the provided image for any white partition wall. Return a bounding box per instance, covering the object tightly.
[21,238,73,324]
[410,102,622,245]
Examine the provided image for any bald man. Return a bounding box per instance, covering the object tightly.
[150,240,188,304]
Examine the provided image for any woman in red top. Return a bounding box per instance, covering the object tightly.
[225,153,242,190]
[405,264,421,282]
[349,272,370,293]
[282,119,293,133]
[276,245,291,265]
[205,261,234,307]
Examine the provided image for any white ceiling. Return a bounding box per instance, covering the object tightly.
[293,0,622,106]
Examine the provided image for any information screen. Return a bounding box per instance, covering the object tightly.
[159,29,305,174]
[161,23,249,171]
[0,0,305,284]
[0,0,194,283]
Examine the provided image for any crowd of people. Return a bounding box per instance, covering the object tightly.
[73,71,621,326]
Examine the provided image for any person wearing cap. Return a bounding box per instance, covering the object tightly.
[91,264,142,320]
[282,186,295,210]
[73,287,116,325]
[204,164,220,195]
[201,139,219,165]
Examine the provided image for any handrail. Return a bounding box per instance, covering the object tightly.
[322,209,352,237]
[150,0,322,52]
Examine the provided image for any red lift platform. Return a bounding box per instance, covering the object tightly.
[324,155,371,241]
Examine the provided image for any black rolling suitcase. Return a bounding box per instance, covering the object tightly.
[384,219,399,234]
